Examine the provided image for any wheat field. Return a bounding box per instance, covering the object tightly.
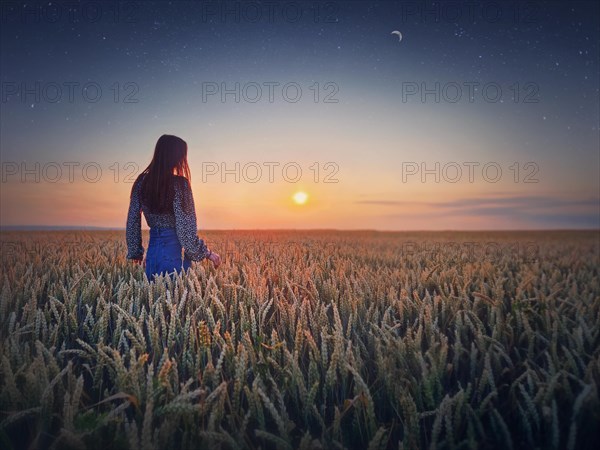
[0,230,598,449]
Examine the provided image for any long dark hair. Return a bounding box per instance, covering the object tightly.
[135,134,192,214]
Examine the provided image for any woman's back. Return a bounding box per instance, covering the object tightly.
[126,172,211,265]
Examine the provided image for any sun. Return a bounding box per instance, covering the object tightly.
[292,191,308,205]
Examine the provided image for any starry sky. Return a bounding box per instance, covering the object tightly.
[1,0,599,230]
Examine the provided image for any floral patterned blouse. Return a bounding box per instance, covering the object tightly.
[126,173,210,261]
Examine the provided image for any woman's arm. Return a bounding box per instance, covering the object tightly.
[126,177,144,260]
[173,177,211,261]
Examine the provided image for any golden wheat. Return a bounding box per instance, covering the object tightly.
[0,230,598,449]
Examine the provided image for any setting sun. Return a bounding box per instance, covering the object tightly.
[292,191,308,205]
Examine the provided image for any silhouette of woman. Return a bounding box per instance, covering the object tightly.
[126,134,220,282]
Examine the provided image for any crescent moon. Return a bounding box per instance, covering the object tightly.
[391,30,402,42]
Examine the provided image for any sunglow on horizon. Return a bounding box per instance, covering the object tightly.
[292,191,309,205]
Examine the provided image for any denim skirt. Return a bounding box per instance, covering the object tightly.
[145,227,191,282]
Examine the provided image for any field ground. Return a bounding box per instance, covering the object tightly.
[0,230,599,449]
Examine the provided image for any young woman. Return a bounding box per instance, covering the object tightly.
[126,134,221,282]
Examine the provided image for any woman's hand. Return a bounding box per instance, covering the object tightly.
[132,256,145,268]
[208,251,221,269]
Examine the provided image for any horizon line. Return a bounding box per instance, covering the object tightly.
[1,225,599,233]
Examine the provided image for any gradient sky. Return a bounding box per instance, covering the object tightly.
[1,0,598,230]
